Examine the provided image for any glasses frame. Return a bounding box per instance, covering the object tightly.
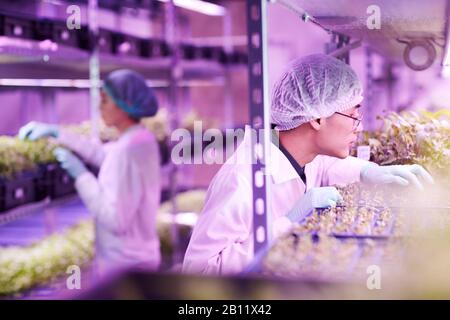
[335,111,363,130]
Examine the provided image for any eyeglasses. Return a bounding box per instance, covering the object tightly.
[335,111,363,130]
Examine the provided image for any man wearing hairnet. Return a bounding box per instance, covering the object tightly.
[19,69,161,274]
[183,54,434,275]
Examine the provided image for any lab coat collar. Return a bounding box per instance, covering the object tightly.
[120,124,144,140]
[241,126,301,185]
[268,136,303,185]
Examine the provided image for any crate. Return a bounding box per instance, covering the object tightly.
[32,19,54,41]
[52,21,78,47]
[97,29,114,54]
[140,39,172,58]
[159,41,171,57]
[49,165,76,199]
[2,16,33,39]
[33,163,58,201]
[226,51,241,65]
[112,32,141,57]
[39,161,100,200]
[0,172,36,213]
[200,46,224,62]
[181,44,202,60]
[0,162,99,212]
[218,49,228,64]
[77,26,93,51]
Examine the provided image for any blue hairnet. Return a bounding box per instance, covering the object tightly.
[103,69,158,119]
[271,54,363,131]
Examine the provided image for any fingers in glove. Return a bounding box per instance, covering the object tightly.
[315,187,342,208]
[328,199,337,207]
[18,122,35,140]
[392,167,424,190]
[53,147,69,161]
[410,164,435,184]
[328,187,343,202]
[28,130,42,141]
[382,174,409,187]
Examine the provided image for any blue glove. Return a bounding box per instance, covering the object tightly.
[53,147,88,179]
[18,121,59,141]
[287,187,343,223]
[361,163,434,190]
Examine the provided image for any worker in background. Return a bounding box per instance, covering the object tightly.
[183,54,434,275]
[19,69,161,275]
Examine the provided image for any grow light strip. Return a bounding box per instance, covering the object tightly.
[0,78,224,88]
[157,0,226,16]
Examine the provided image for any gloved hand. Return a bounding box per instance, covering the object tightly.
[287,187,343,223]
[361,163,434,190]
[53,147,88,179]
[18,121,59,141]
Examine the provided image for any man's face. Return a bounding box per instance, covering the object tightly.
[100,90,130,127]
[313,106,363,158]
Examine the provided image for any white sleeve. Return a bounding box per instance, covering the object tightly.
[320,155,370,186]
[182,169,254,275]
[183,168,292,275]
[56,129,108,167]
[74,150,143,234]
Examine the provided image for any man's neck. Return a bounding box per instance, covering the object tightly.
[117,121,138,135]
[278,128,318,167]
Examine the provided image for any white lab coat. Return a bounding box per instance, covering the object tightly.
[183,128,369,275]
[57,125,161,273]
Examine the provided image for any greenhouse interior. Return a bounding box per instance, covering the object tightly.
[1,0,450,300]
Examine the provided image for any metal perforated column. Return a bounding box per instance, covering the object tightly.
[247,0,272,255]
[166,0,182,264]
[88,0,100,140]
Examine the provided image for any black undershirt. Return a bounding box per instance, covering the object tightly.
[271,126,307,185]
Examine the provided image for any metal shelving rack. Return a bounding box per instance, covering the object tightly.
[0,0,246,141]
[245,0,353,273]
[245,0,450,273]
[246,0,364,258]
[246,0,272,255]
[0,0,247,265]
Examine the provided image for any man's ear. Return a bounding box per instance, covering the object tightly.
[309,118,322,131]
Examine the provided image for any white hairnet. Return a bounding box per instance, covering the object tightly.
[271,54,363,131]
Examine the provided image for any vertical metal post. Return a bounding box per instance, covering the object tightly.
[339,34,350,64]
[42,89,57,124]
[19,89,29,128]
[165,0,181,264]
[247,0,272,255]
[88,0,100,140]
[441,0,450,71]
[326,33,350,63]
[384,62,395,112]
[365,47,374,130]
[223,3,233,128]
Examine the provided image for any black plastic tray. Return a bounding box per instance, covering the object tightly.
[0,171,36,213]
